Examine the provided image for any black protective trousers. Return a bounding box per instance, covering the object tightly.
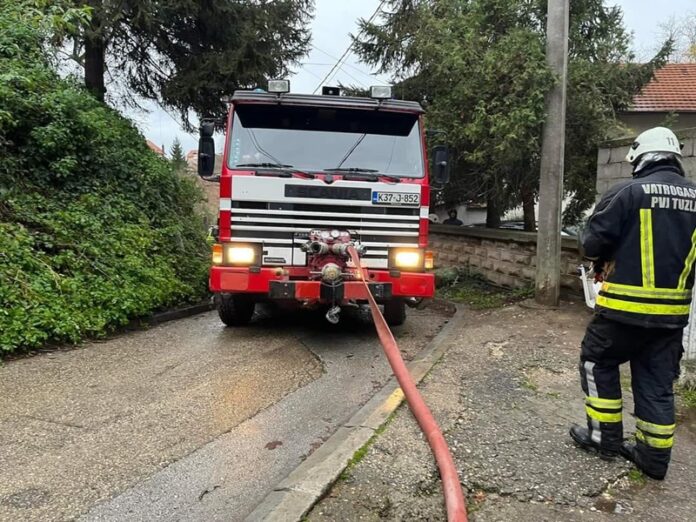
[579,315,683,477]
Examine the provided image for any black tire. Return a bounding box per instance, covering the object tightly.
[217,294,255,327]
[383,299,406,326]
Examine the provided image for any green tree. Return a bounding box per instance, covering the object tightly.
[64,0,313,126]
[1,1,209,353]
[354,0,671,228]
[659,12,696,62]
[170,137,187,172]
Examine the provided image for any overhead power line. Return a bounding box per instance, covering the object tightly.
[310,44,380,83]
[300,57,368,87]
[311,0,387,94]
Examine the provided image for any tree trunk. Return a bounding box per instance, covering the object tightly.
[84,0,106,102]
[521,185,536,232]
[486,181,501,228]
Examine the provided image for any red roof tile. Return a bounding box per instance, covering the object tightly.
[146,139,164,155]
[630,63,696,113]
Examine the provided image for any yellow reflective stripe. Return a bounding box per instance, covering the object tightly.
[585,396,622,409]
[678,227,696,290]
[636,430,673,449]
[636,419,676,436]
[640,209,655,288]
[586,405,622,423]
[596,295,691,316]
[601,282,691,300]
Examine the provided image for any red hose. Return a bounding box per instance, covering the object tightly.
[348,247,468,522]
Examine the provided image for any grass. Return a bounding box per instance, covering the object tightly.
[627,468,647,486]
[339,410,398,481]
[677,385,696,409]
[521,374,538,392]
[436,268,534,310]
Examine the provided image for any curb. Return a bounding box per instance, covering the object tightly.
[147,298,215,325]
[244,307,466,522]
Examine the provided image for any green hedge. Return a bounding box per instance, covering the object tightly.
[0,5,209,353]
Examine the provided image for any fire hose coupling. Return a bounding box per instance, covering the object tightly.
[301,229,366,257]
[303,229,367,284]
[302,241,330,255]
[301,241,366,256]
[321,263,342,283]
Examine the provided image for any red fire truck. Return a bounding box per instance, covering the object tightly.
[198,81,449,327]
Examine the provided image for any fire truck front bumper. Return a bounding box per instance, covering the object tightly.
[209,267,434,302]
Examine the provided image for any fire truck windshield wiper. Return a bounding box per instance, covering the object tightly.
[236,162,293,168]
[325,168,400,184]
[236,163,316,179]
[324,167,379,173]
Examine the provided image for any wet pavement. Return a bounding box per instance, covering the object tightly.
[0,305,449,522]
[309,302,696,522]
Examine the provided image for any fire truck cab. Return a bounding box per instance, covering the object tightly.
[198,82,449,327]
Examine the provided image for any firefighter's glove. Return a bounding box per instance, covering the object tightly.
[592,262,605,283]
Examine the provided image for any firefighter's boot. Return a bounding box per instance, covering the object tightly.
[619,441,666,480]
[569,424,618,461]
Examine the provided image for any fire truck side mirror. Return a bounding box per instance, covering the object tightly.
[198,121,216,179]
[198,136,215,178]
[432,145,450,187]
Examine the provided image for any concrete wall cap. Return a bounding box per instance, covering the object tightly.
[429,224,579,251]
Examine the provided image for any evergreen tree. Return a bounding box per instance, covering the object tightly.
[354,0,672,227]
[66,1,313,126]
[170,137,186,172]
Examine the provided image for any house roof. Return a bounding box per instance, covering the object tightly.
[630,63,696,113]
[146,139,164,156]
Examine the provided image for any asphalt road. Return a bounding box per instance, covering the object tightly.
[0,305,449,522]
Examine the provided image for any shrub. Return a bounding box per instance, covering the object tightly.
[0,3,209,353]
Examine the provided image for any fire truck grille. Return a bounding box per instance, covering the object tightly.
[229,201,421,269]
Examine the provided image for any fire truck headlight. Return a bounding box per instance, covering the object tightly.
[225,244,257,266]
[391,249,424,271]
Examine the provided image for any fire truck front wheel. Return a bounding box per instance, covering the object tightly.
[383,299,406,326]
[217,294,255,327]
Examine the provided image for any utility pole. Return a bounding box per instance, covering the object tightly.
[535,0,570,306]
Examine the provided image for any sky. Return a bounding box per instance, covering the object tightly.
[136,0,696,156]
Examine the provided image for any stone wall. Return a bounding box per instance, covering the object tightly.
[596,127,696,196]
[429,225,583,292]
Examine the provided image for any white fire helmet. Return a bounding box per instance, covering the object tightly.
[428,213,439,223]
[625,126,683,164]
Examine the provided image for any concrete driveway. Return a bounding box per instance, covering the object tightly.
[0,305,449,521]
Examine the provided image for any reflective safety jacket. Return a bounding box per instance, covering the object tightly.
[583,163,696,329]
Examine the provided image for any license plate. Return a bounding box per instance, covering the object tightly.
[372,191,420,206]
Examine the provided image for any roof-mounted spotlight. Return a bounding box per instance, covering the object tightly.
[370,85,393,99]
[268,80,290,94]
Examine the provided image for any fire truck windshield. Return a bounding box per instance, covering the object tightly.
[228,104,424,178]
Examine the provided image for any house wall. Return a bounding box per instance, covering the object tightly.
[429,225,583,292]
[596,127,696,197]
[619,112,696,134]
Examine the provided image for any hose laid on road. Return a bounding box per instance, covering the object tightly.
[347,246,468,522]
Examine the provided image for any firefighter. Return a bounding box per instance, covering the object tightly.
[570,127,693,480]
